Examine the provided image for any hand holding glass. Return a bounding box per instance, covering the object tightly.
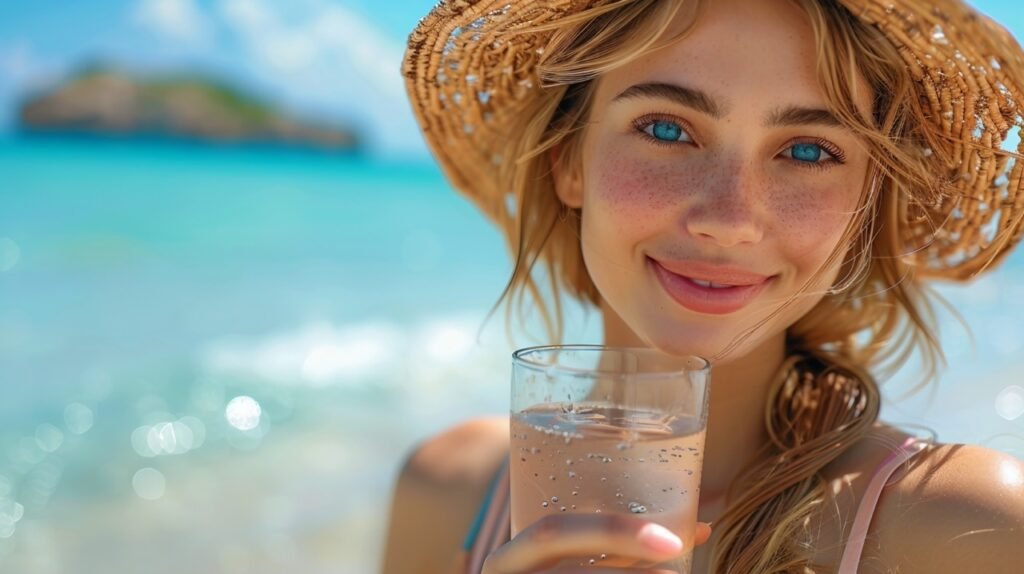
[510,345,710,572]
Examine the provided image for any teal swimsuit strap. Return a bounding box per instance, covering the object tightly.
[462,459,508,551]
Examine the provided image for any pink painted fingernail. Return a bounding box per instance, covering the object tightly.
[638,524,683,554]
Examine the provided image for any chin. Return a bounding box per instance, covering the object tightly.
[637,326,730,360]
[637,319,770,364]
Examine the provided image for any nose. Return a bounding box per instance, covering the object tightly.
[684,165,765,247]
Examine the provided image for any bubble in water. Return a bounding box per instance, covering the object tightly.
[615,492,623,498]
[549,475,556,481]
[628,502,647,513]
[565,459,573,465]
[560,506,567,512]
[542,501,549,507]
[589,559,596,565]
[601,554,608,560]
[616,442,631,450]
[551,496,559,502]
[572,490,579,496]
[568,471,577,478]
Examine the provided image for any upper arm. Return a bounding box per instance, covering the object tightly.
[380,416,509,574]
[874,444,1024,574]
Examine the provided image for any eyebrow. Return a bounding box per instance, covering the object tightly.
[611,82,844,128]
[613,82,726,118]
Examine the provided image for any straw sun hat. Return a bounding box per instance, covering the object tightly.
[402,0,1024,281]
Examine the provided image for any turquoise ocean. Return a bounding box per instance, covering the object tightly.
[1,137,1022,573]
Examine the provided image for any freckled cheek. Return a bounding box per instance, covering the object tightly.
[769,185,856,263]
[590,156,695,224]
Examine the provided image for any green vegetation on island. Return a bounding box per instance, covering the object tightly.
[18,65,361,151]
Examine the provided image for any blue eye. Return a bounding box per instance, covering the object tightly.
[643,120,691,143]
[790,143,825,162]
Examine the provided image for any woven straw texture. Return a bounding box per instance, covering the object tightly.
[402,0,1024,280]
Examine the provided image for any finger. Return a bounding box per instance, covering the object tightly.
[695,522,712,546]
[483,514,684,573]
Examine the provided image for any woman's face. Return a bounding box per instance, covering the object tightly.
[553,0,874,361]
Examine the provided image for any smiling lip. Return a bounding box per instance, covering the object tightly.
[648,257,774,315]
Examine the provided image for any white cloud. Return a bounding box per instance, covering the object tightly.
[216,0,421,158]
[134,0,212,46]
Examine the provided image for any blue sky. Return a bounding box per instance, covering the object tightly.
[1,0,1022,159]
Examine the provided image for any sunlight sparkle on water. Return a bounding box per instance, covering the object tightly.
[34,424,64,453]
[63,403,94,435]
[132,417,207,457]
[995,386,1024,421]
[0,499,25,539]
[225,396,261,431]
[132,468,166,500]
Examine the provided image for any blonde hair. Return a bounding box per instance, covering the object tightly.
[486,0,966,571]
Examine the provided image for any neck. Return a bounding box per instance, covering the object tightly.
[699,335,785,503]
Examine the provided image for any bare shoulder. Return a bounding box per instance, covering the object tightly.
[812,423,1024,573]
[380,416,509,574]
[406,415,510,486]
[810,422,920,566]
[868,439,1024,573]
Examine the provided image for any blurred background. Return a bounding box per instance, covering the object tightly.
[1,1,1023,572]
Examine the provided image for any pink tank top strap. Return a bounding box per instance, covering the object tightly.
[465,460,511,574]
[837,435,929,573]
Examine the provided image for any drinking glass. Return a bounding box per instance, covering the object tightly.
[510,345,710,572]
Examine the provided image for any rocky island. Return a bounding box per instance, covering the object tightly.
[17,66,361,152]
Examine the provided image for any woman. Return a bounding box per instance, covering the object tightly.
[384,0,1024,572]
